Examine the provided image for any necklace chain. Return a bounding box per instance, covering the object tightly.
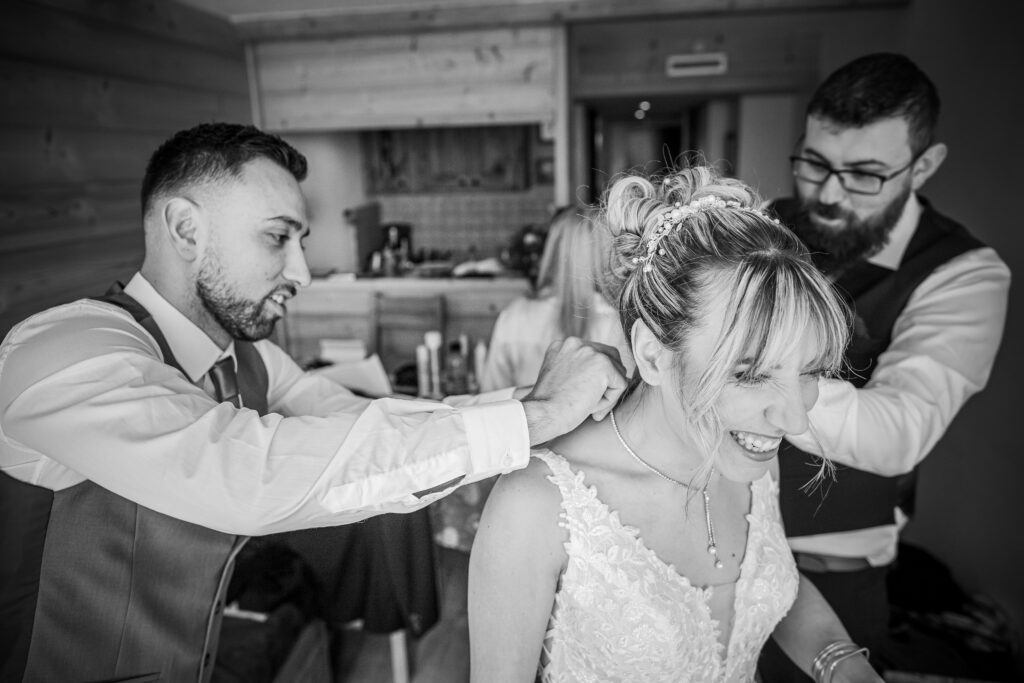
[609,409,723,569]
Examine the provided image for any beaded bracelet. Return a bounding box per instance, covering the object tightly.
[812,640,869,683]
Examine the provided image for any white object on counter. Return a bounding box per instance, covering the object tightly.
[473,340,488,390]
[416,344,431,398]
[424,330,443,398]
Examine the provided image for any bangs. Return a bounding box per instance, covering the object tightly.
[704,258,850,388]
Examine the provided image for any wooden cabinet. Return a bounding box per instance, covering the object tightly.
[363,126,530,193]
[282,277,531,368]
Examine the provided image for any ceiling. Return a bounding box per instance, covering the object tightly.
[177,0,904,40]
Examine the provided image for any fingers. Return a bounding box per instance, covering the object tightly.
[591,378,627,422]
[584,340,629,378]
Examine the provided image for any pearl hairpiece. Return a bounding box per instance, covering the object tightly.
[630,195,782,273]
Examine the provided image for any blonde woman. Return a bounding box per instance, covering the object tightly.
[479,204,632,392]
[469,167,882,682]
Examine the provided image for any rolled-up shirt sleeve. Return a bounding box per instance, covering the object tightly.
[787,247,1010,476]
[0,301,530,536]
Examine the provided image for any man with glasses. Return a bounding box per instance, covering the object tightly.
[761,54,1010,677]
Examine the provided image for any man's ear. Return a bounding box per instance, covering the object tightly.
[910,142,947,191]
[631,319,670,387]
[162,197,202,261]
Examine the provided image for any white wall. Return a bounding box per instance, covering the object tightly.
[282,131,366,274]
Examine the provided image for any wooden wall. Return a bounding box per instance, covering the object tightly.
[251,26,561,132]
[0,0,251,338]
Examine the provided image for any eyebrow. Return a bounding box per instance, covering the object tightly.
[269,216,310,238]
[801,146,889,170]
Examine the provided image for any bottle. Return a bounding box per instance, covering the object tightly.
[415,344,431,398]
[444,339,469,395]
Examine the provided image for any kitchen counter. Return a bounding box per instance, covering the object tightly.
[282,276,532,365]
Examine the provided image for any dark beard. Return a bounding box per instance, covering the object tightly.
[790,185,911,276]
[196,252,280,342]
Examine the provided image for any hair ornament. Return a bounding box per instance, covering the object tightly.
[631,195,782,272]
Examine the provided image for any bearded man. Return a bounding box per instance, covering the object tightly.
[0,123,627,682]
[759,53,1011,679]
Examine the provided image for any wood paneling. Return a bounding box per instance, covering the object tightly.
[0,59,250,130]
[0,127,167,186]
[253,27,559,131]
[0,182,140,253]
[225,0,907,41]
[0,2,249,94]
[570,14,822,99]
[0,0,250,337]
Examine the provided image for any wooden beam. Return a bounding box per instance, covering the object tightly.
[230,0,908,40]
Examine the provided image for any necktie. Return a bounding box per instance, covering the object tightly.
[208,357,241,407]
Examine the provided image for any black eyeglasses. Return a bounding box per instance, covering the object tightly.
[789,154,919,196]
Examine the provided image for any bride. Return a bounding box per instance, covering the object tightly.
[468,166,882,682]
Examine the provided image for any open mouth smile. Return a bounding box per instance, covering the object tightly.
[729,430,782,460]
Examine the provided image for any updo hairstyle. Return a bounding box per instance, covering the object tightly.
[601,166,850,471]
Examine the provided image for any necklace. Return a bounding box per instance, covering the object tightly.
[610,409,723,569]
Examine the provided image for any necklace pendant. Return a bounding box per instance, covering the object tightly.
[714,559,724,569]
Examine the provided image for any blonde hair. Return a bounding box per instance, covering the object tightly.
[534,204,614,339]
[602,166,850,482]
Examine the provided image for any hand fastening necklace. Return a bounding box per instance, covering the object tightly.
[610,409,723,569]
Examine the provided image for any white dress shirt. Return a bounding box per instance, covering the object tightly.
[0,273,530,535]
[781,194,1011,564]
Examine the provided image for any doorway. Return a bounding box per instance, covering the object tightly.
[579,95,739,202]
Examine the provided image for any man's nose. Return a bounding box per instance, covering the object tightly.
[817,172,847,205]
[284,242,312,288]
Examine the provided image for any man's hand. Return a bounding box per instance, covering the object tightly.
[520,337,628,446]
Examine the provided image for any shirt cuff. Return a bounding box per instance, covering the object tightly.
[460,398,530,478]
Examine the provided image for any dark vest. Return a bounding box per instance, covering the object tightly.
[1,284,269,683]
[771,199,984,539]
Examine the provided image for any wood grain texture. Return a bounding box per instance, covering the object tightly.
[570,12,821,98]
[225,0,907,41]
[253,27,558,130]
[0,0,250,338]
[0,59,250,131]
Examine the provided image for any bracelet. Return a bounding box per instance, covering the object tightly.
[812,640,869,683]
[827,646,870,683]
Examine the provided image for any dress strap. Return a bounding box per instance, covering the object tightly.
[532,449,579,497]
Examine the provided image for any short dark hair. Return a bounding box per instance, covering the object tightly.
[141,122,308,215]
[807,53,940,155]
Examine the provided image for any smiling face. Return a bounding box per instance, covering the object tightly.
[192,158,311,343]
[674,282,826,483]
[791,115,916,272]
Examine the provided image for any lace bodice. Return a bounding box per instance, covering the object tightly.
[536,450,799,683]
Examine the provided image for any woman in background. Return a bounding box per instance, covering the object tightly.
[430,205,631,556]
[479,204,632,392]
[469,166,881,682]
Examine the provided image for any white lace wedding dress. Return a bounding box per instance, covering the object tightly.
[535,449,799,683]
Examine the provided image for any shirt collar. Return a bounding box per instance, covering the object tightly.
[865,193,922,271]
[123,273,235,383]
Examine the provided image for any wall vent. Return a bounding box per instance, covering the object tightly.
[665,52,728,78]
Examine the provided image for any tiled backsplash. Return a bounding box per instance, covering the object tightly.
[377,186,556,258]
